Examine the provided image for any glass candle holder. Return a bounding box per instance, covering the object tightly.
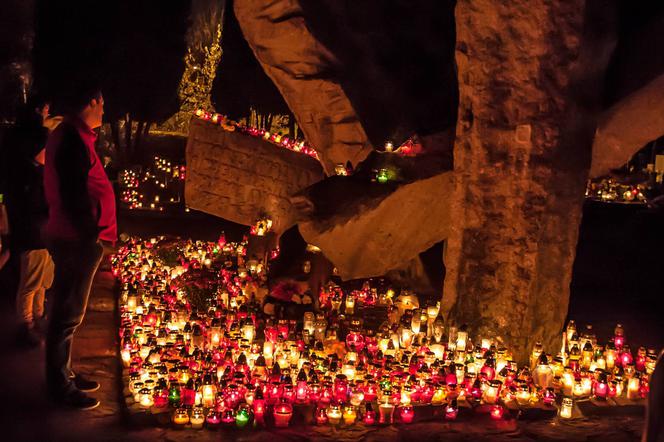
[378,402,395,425]
[484,380,502,405]
[235,406,251,429]
[273,402,293,428]
[222,409,236,426]
[327,404,342,425]
[543,387,556,406]
[172,407,189,427]
[316,406,329,425]
[627,377,641,400]
[190,405,205,429]
[363,403,377,425]
[559,397,573,419]
[205,410,221,429]
[252,395,266,426]
[490,405,504,420]
[399,405,414,424]
[334,374,349,402]
[516,384,531,406]
[343,406,357,425]
[139,387,154,408]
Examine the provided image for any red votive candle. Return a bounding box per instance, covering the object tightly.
[490,405,504,420]
[399,405,414,424]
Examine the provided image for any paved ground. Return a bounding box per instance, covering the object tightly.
[0,268,123,441]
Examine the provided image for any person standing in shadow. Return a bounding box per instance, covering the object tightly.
[4,96,55,347]
[43,85,116,410]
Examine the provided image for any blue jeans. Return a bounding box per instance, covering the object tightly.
[46,239,103,395]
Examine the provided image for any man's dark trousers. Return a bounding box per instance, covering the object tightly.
[46,239,103,395]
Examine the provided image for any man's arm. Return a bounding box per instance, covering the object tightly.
[55,125,97,239]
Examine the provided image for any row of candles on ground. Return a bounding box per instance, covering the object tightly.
[194,109,319,160]
[119,156,186,211]
[585,178,647,203]
[113,236,657,430]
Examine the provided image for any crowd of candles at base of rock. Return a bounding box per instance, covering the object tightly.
[585,178,647,203]
[120,156,186,211]
[194,109,319,160]
[113,236,657,430]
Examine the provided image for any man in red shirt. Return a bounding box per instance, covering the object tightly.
[43,87,116,410]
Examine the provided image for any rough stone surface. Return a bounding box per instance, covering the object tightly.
[232,0,459,173]
[185,117,324,233]
[233,0,374,173]
[443,0,602,362]
[297,172,453,281]
[591,73,664,177]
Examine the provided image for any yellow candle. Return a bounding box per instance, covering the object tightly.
[562,371,574,396]
[190,406,205,429]
[627,377,640,400]
[343,406,357,425]
[431,387,446,405]
[173,408,189,426]
[559,398,573,419]
[484,380,502,405]
[327,406,342,425]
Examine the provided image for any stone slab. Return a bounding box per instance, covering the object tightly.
[185,118,324,233]
[591,73,664,177]
[298,172,453,280]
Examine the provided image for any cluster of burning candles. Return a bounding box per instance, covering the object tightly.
[113,236,656,431]
[120,156,186,211]
[585,178,648,204]
[194,109,319,160]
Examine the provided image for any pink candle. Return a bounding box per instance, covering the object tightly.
[594,381,608,399]
[399,405,414,424]
[490,405,504,420]
[274,402,293,428]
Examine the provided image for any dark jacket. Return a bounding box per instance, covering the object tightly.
[5,123,49,251]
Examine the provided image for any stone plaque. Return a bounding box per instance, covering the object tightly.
[185,118,324,233]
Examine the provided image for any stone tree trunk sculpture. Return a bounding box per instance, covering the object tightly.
[443,0,618,362]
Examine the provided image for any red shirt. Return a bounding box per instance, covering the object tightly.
[43,117,117,243]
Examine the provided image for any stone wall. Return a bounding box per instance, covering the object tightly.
[185,117,324,233]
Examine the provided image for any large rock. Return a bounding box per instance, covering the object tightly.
[233,0,459,173]
[233,0,374,173]
[590,9,664,177]
[591,73,664,177]
[185,117,324,233]
[443,0,612,362]
[296,171,453,281]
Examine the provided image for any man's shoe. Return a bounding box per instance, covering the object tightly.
[72,373,100,393]
[58,390,100,410]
